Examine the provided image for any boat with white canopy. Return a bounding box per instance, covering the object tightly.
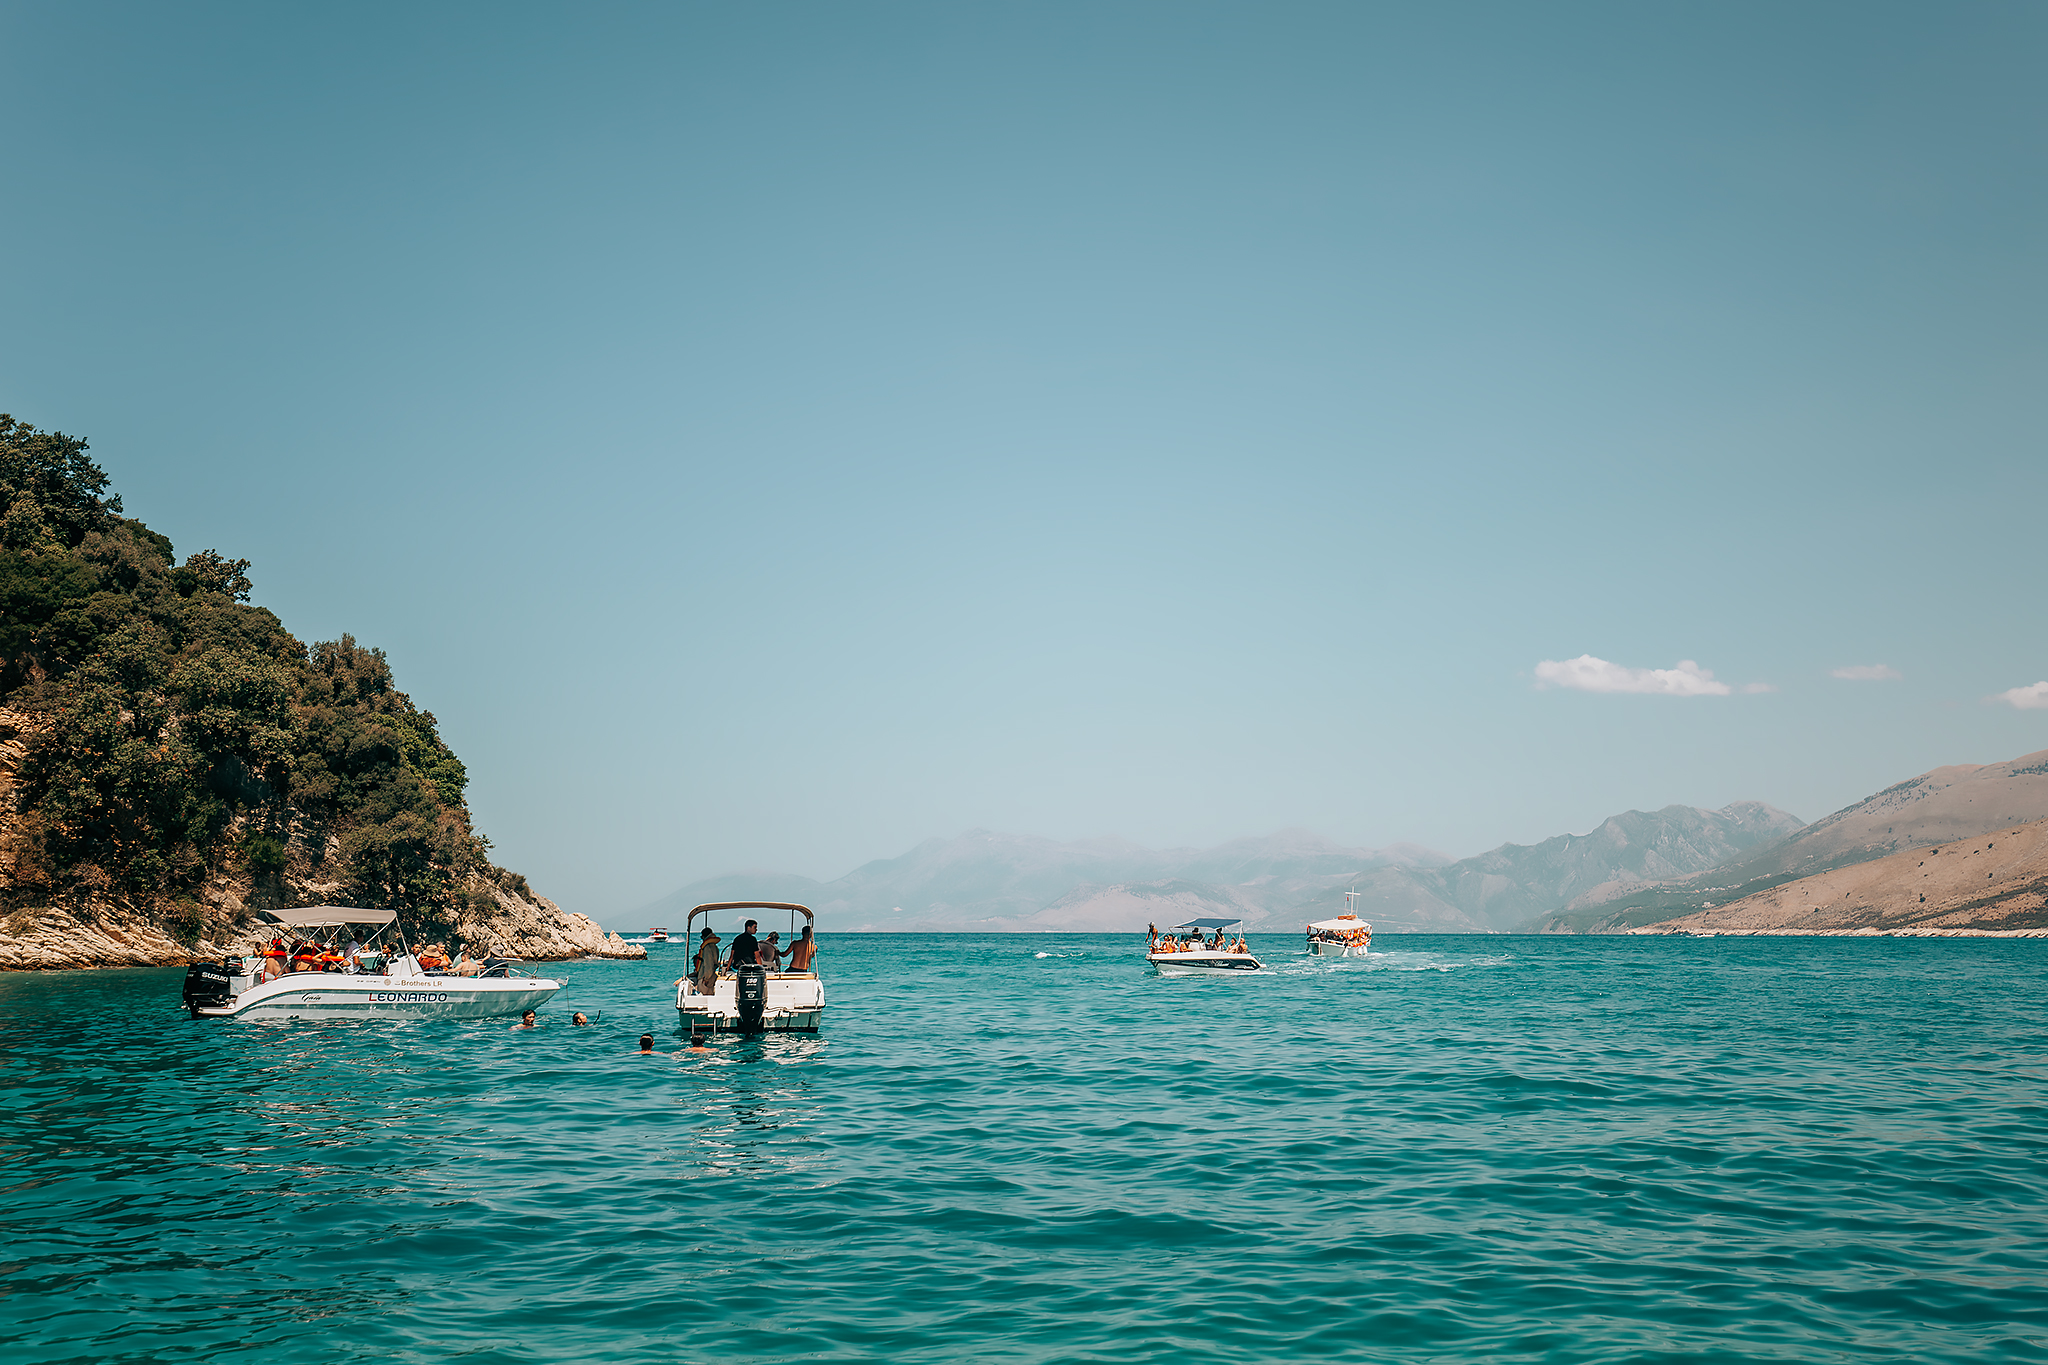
[1305,892,1373,957]
[674,901,826,1035]
[1145,917,1263,973]
[181,906,563,1021]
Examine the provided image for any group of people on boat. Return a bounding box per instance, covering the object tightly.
[1307,926,1370,947]
[1145,924,1252,955]
[255,935,505,980]
[681,919,820,995]
[258,935,360,979]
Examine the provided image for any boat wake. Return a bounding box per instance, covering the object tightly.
[1271,949,1515,975]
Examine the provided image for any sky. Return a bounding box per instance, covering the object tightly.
[3,1,2045,920]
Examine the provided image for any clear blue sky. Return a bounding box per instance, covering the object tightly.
[4,2,2044,919]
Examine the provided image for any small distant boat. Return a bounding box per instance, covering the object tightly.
[644,927,670,942]
[1146,917,1263,973]
[181,906,562,1021]
[1305,892,1373,957]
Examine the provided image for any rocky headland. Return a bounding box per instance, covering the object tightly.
[0,415,640,971]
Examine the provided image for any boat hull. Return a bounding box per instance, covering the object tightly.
[677,972,826,1033]
[1306,939,1370,957]
[1147,951,1263,973]
[194,974,562,1021]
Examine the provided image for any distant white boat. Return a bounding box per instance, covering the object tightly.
[1305,892,1373,957]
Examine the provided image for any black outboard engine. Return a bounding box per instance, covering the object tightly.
[182,959,234,1017]
[736,965,767,1033]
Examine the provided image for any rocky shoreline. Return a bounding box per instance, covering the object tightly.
[0,886,647,972]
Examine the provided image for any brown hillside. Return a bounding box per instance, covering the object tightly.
[1528,748,2048,932]
[1633,817,2048,936]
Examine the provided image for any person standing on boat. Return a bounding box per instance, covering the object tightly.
[725,920,759,972]
[692,927,721,993]
[786,925,818,972]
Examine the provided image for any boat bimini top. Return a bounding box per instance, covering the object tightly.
[1166,918,1243,931]
[685,900,816,938]
[1305,916,1369,934]
[256,905,397,930]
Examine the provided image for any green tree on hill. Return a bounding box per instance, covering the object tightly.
[0,414,500,937]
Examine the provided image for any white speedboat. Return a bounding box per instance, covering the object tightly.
[675,900,825,1035]
[181,906,562,1021]
[1146,917,1263,973]
[645,927,670,942]
[1306,893,1373,957]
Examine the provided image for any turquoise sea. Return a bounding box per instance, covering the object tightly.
[2,934,2045,1363]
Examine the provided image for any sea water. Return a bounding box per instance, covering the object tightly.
[1,934,2044,1363]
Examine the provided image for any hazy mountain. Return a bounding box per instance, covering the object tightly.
[1529,748,2048,933]
[637,829,1449,932]
[1334,802,1807,932]
[626,871,826,931]
[636,803,1807,934]
[1633,816,2048,936]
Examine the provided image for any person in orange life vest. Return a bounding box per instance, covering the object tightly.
[290,941,320,972]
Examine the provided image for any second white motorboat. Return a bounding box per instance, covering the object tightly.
[674,900,826,1034]
[1146,917,1264,973]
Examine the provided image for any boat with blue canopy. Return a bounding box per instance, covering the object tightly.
[1145,917,1263,973]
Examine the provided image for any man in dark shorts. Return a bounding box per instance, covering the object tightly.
[725,919,759,971]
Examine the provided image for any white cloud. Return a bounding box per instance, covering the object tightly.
[1831,664,1901,681]
[1992,681,2048,710]
[1533,655,1732,697]
[1742,682,1778,694]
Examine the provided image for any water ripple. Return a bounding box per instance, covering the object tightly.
[1,935,2045,1362]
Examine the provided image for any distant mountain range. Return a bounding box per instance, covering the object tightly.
[639,748,2048,936]
[1340,802,1806,932]
[636,802,1794,934]
[637,829,1452,932]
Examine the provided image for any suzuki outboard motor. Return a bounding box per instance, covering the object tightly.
[182,959,234,1016]
[736,965,767,1033]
